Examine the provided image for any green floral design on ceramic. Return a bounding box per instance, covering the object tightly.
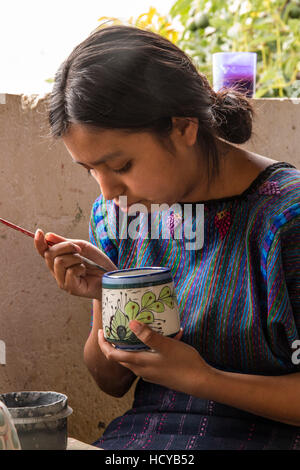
[105,286,177,343]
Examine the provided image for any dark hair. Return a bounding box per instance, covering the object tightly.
[48,25,254,189]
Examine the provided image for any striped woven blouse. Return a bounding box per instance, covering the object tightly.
[89,161,300,450]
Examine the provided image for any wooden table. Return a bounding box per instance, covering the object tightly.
[67,437,103,450]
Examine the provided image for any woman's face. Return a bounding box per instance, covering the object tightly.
[62,119,204,212]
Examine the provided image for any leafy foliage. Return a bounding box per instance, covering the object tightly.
[169,0,300,97]
[47,2,300,98]
[98,6,179,44]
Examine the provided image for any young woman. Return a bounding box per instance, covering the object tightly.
[34,25,300,450]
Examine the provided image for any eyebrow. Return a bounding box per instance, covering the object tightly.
[72,151,125,167]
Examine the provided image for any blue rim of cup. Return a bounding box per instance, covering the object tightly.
[102,267,172,288]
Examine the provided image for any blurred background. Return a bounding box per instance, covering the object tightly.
[0,0,299,97]
[0,0,174,94]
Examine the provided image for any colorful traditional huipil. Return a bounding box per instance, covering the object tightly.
[89,162,300,450]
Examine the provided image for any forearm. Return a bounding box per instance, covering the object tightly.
[84,300,137,397]
[84,333,137,397]
[200,366,300,426]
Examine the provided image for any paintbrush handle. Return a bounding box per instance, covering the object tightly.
[0,217,37,240]
[76,255,108,272]
[0,217,108,273]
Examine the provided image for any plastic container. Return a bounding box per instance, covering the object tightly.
[0,391,73,450]
[212,52,257,97]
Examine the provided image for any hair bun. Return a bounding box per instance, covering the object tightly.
[211,88,254,144]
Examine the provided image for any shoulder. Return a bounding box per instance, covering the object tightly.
[260,162,300,197]
[253,165,300,271]
[272,163,300,197]
[268,164,300,223]
[246,164,300,258]
[249,163,300,220]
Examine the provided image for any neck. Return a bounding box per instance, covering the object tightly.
[179,138,274,203]
[179,139,234,202]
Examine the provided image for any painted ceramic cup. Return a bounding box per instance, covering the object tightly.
[102,267,181,351]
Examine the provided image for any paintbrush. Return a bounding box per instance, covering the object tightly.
[0,217,108,273]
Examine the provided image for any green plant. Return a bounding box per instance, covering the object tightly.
[46,2,299,97]
[98,6,179,44]
[169,0,300,97]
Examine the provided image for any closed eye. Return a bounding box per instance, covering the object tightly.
[113,161,132,174]
[85,161,132,176]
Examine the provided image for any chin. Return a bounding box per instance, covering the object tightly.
[118,200,147,213]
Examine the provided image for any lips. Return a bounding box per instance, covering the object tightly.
[113,200,145,213]
[114,199,142,208]
[128,200,142,206]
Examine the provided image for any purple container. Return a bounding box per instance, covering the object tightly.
[212,52,257,97]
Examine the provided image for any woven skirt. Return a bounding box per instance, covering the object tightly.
[93,379,300,450]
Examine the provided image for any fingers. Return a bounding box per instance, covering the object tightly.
[34,229,85,285]
[34,229,105,298]
[43,241,81,270]
[98,330,124,363]
[34,229,49,256]
[53,255,86,289]
[44,232,87,253]
[98,323,183,363]
[62,264,87,294]
[99,321,163,359]
[36,229,117,273]
[98,329,155,367]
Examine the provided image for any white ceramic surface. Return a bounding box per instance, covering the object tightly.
[102,281,181,350]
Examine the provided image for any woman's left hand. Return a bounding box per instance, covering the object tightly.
[98,320,214,397]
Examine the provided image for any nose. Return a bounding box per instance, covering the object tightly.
[93,168,126,202]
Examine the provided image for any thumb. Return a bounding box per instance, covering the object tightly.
[45,232,87,251]
[173,328,184,341]
[45,232,67,244]
[129,320,163,352]
[45,232,87,254]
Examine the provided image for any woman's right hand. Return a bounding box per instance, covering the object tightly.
[34,229,117,300]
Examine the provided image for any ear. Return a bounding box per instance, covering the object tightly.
[171,117,199,147]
